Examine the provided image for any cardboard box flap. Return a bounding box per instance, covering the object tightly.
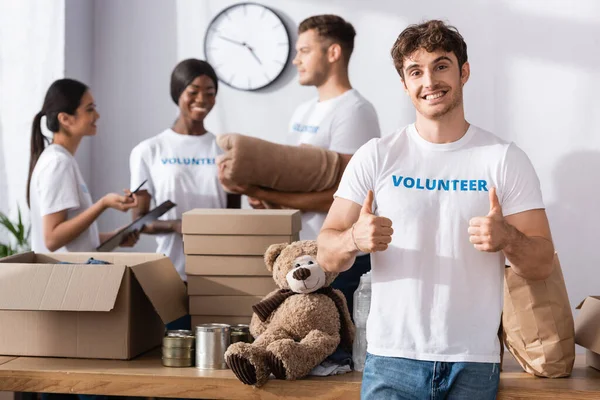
[0,263,125,311]
[575,296,600,354]
[576,296,600,309]
[130,257,187,324]
[0,251,36,263]
[37,252,165,265]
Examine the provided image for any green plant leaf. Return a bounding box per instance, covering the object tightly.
[0,242,15,257]
[0,206,31,253]
[0,212,19,240]
[16,207,26,246]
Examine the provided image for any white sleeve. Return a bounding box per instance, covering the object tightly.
[333,139,379,208]
[37,156,80,216]
[329,103,381,154]
[129,144,155,195]
[499,143,545,216]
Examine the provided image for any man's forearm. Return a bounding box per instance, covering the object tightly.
[144,220,181,234]
[249,187,336,213]
[503,224,554,280]
[317,227,358,273]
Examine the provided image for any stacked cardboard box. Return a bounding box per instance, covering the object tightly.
[182,209,301,327]
[575,296,600,370]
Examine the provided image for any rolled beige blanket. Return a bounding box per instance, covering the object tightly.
[217,133,345,192]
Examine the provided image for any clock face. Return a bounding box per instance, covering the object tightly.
[204,3,291,91]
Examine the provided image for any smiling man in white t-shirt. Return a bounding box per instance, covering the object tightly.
[317,20,555,399]
[230,15,380,316]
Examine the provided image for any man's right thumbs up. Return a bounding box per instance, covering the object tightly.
[361,190,374,215]
[351,190,393,253]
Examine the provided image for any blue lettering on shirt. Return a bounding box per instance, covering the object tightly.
[160,157,215,166]
[292,123,319,134]
[392,175,488,192]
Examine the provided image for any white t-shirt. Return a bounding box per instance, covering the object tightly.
[335,123,545,363]
[129,129,227,280]
[288,89,380,241]
[30,144,100,253]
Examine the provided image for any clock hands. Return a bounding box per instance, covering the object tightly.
[217,35,263,66]
[246,46,262,66]
[217,35,246,47]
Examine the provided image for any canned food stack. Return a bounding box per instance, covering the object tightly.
[182,209,302,327]
[162,330,195,367]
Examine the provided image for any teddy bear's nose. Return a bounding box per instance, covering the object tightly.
[293,267,311,281]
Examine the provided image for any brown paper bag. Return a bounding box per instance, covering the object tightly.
[502,253,575,378]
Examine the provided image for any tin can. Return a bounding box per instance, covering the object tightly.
[230,324,252,344]
[195,323,230,369]
[162,357,193,367]
[163,335,195,348]
[166,329,194,338]
[162,346,194,359]
[162,331,195,368]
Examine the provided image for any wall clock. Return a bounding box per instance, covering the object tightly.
[204,3,291,91]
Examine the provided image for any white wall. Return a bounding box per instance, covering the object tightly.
[0,0,65,243]
[90,0,178,251]
[65,0,94,185]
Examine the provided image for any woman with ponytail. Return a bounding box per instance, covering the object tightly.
[28,78,139,253]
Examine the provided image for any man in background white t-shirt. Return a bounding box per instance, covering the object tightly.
[226,15,380,316]
[317,20,555,399]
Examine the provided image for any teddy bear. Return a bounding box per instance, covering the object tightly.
[225,240,355,387]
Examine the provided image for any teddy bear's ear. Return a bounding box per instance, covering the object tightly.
[264,243,288,272]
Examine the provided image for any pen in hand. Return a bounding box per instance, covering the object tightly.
[128,179,147,198]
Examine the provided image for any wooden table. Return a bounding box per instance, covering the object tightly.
[0,351,598,399]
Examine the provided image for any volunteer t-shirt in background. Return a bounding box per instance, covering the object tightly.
[30,144,100,253]
[335,124,545,363]
[129,129,227,280]
[288,88,380,241]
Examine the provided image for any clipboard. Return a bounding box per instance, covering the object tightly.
[96,200,176,252]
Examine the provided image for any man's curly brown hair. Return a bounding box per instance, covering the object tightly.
[391,20,468,79]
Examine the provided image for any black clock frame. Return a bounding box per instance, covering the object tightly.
[203,2,292,92]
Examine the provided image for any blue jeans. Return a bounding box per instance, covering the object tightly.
[361,353,499,400]
[166,314,191,330]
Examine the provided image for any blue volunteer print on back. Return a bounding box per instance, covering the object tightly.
[161,157,216,166]
[292,123,319,134]
[392,175,489,192]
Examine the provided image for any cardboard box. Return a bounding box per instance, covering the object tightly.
[575,296,600,370]
[185,255,270,276]
[187,276,276,296]
[587,350,600,370]
[192,315,252,327]
[182,209,301,235]
[184,233,299,256]
[189,295,262,316]
[0,252,187,359]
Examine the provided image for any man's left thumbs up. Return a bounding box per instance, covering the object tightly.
[488,187,503,218]
[468,187,509,252]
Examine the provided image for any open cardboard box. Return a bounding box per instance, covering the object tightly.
[0,252,187,359]
[575,296,600,370]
